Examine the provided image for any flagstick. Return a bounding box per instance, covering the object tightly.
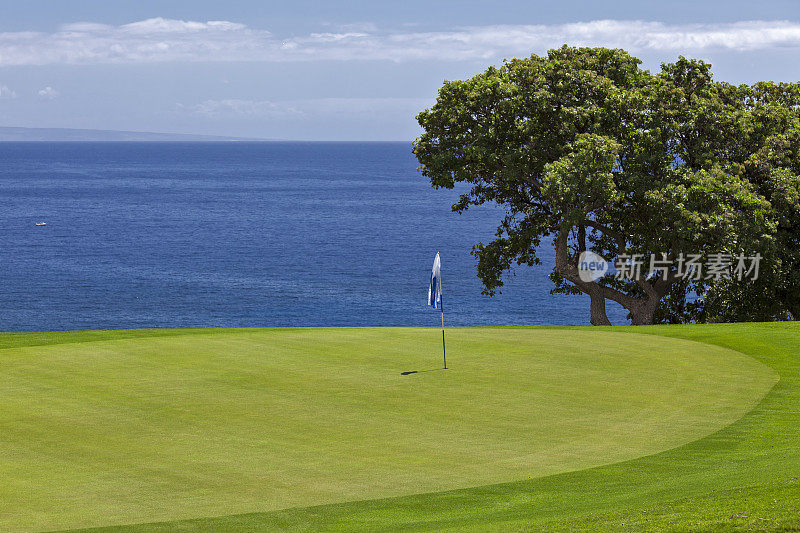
[440,295,447,370]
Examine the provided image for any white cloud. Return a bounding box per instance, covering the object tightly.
[179,99,303,118]
[307,32,370,43]
[322,22,379,34]
[60,22,114,33]
[0,84,16,98]
[119,18,247,34]
[1,18,800,66]
[37,86,59,99]
[178,98,432,119]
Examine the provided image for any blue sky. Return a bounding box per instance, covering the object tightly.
[1,0,799,140]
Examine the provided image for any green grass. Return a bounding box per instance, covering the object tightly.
[0,324,796,531]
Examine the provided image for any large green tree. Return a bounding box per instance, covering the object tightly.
[413,46,795,325]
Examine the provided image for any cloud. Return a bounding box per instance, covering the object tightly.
[59,22,114,32]
[179,99,303,118]
[119,18,246,34]
[178,98,432,119]
[320,22,380,33]
[0,84,16,98]
[1,18,800,66]
[37,86,59,99]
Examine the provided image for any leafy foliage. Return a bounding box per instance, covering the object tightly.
[414,46,799,324]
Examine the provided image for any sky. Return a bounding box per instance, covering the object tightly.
[1,0,799,140]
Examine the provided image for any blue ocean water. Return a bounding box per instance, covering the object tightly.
[0,142,627,332]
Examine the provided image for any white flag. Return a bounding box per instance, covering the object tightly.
[428,252,442,309]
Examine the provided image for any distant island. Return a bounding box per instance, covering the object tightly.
[0,127,266,142]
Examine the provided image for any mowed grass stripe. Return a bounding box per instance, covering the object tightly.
[0,327,777,532]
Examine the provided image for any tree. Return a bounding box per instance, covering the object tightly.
[413,46,783,325]
[696,85,800,322]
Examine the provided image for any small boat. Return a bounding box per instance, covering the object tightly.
[35,222,47,226]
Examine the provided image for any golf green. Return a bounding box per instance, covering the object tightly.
[0,327,776,531]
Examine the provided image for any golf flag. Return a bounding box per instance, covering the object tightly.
[427,252,446,369]
[428,252,442,309]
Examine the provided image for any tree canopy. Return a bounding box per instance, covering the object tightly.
[414,46,800,325]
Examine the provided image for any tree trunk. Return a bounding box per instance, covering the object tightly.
[628,300,658,325]
[589,290,612,326]
[553,226,673,327]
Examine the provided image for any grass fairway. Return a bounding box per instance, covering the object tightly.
[0,325,793,532]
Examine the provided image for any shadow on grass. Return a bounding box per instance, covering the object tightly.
[400,368,447,375]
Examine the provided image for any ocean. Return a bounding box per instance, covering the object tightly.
[0,141,627,331]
